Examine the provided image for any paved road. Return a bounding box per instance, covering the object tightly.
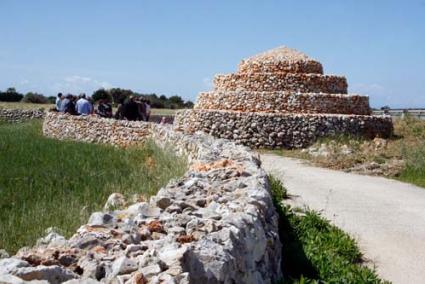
[260,154,425,284]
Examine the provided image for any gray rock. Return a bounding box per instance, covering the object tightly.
[72,235,99,249]
[156,197,172,209]
[0,258,30,275]
[140,264,162,278]
[0,249,10,259]
[87,212,114,226]
[13,265,79,284]
[103,193,127,211]
[111,256,138,276]
[0,274,26,284]
[36,228,67,248]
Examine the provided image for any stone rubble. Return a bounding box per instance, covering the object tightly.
[0,112,282,284]
[175,46,393,148]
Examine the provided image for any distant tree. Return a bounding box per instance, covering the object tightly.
[47,96,56,104]
[22,92,48,104]
[168,95,184,105]
[92,88,112,102]
[184,100,194,109]
[380,105,391,110]
[109,88,134,105]
[0,87,24,102]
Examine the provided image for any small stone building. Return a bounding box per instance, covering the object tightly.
[175,46,393,148]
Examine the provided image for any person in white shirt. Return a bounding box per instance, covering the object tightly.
[75,93,92,115]
[55,93,63,111]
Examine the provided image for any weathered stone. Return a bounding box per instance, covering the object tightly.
[155,197,172,210]
[140,264,162,278]
[0,249,10,260]
[104,193,127,211]
[111,256,138,276]
[13,265,79,284]
[0,258,30,275]
[0,108,45,123]
[35,228,67,248]
[87,212,114,227]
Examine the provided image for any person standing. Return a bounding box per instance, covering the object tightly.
[60,94,71,113]
[55,93,63,111]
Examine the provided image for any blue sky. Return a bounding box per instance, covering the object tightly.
[0,0,424,108]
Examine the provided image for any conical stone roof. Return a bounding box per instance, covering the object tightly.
[243,46,313,63]
[238,46,323,74]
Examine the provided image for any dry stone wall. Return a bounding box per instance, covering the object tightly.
[175,46,393,148]
[175,109,393,149]
[238,59,323,74]
[214,73,348,94]
[0,112,282,284]
[0,108,45,122]
[196,91,371,115]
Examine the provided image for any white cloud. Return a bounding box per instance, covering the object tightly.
[53,75,113,95]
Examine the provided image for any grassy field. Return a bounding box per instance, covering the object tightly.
[0,101,178,116]
[269,176,387,283]
[0,120,186,253]
[268,117,425,188]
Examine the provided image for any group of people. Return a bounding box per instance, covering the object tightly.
[55,93,151,121]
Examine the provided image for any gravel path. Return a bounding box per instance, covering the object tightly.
[260,154,425,284]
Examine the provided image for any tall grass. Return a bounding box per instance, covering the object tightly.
[269,176,386,283]
[399,142,425,187]
[0,120,186,253]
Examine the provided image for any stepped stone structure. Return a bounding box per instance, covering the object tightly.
[175,46,393,148]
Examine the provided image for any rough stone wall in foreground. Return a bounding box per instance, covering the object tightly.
[0,108,45,122]
[175,46,393,148]
[0,112,282,284]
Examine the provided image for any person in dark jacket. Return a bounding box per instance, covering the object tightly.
[64,95,78,115]
[122,96,141,121]
[96,99,113,118]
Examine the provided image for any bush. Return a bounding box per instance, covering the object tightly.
[47,96,56,104]
[92,89,112,102]
[91,88,193,108]
[109,88,134,104]
[22,92,49,104]
[0,88,24,102]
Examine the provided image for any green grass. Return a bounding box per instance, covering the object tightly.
[265,117,425,189]
[269,175,387,283]
[0,120,186,253]
[398,142,425,187]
